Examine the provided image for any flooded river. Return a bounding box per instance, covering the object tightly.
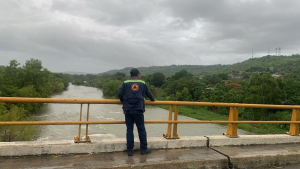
[36,84,250,141]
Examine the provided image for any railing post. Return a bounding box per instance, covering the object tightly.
[85,104,91,142]
[225,107,239,138]
[74,104,83,143]
[172,105,180,139]
[163,105,173,139]
[287,109,300,136]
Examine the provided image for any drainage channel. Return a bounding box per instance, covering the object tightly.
[204,136,233,169]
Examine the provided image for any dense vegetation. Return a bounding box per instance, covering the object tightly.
[73,55,300,134]
[0,59,70,141]
[101,54,300,77]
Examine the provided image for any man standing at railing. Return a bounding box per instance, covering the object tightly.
[118,68,155,156]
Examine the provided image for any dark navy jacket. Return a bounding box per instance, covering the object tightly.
[118,78,155,113]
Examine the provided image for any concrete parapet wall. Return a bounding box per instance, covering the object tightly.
[0,136,207,156]
[231,153,300,169]
[1,134,300,156]
[208,134,300,147]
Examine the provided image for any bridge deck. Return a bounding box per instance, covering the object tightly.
[1,144,300,169]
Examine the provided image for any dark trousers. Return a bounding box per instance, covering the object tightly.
[125,113,147,150]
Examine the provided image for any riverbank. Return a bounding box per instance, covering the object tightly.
[157,105,287,134]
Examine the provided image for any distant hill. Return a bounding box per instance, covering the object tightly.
[63,71,95,75]
[100,54,300,77]
[101,65,224,77]
[215,54,300,74]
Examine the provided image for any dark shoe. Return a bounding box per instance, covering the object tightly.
[127,150,133,156]
[140,148,151,155]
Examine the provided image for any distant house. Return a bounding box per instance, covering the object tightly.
[203,88,214,93]
[234,76,242,81]
[223,80,229,84]
[228,72,234,78]
[272,74,284,79]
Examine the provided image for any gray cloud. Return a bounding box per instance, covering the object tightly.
[0,0,299,73]
[165,0,300,54]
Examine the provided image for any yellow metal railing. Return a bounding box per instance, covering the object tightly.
[0,97,300,142]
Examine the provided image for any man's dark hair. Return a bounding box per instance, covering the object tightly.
[130,68,140,77]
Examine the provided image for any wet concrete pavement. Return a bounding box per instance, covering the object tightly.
[0,148,227,169]
[2,144,300,169]
[213,144,300,169]
[270,165,300,169]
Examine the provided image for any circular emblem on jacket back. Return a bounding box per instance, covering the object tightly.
[131,83,139,92]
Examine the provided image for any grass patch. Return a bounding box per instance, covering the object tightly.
[157,105,288,134]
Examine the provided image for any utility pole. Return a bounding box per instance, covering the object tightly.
[252,49,254,59]
[276,48,277,56]
[278,47,281,56]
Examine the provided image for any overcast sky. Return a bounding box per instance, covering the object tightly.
[1,0,299,73]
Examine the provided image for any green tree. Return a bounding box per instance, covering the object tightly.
[148,85,159,98]
[175,91,183,101]
[0,106,27,142]
[223,88,244,103]
[0,59,70,141]
[243,73,286,120]
[181,87,191,101]
[285,78,300,105]
[244,73,286,105]
[203,74,222,85]
[102,80,122,97]
[170,69,193,81]
[166,94,175,101]
[218,73,229,80]
[111,72,126,80]
[152,72,165,87]
[192,81,206,101]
